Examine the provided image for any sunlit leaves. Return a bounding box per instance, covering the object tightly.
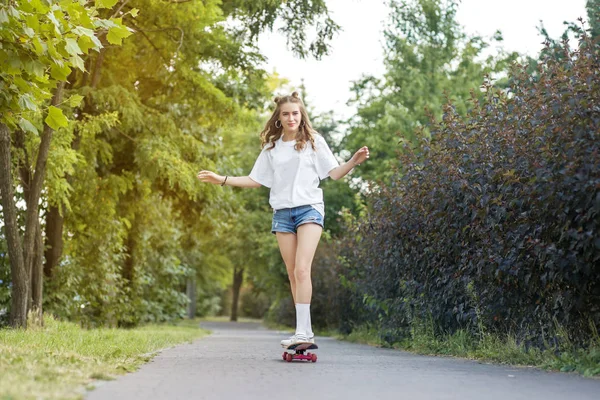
[95,0,119,9]
[18,94,36,111]
[46,10,62,33]
[0,9,8,24]
[50,63,71,80]
[7,5,21,19]
[73,26,103,49]
[107,23,133,45]
[64,38,83,56]
[1,0,341,327]
[0,1,133,128]
[68,94,84,108]
[45,106,68,130]
[69,55,85,71]
[31,37,46,55]
[18,117,38,134]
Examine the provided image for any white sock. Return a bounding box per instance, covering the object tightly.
[307,305,314,338]
[295,303,310,337]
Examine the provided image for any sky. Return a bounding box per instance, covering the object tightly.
[257,0,588,120]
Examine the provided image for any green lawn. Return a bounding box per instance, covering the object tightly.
[0,315,207,400]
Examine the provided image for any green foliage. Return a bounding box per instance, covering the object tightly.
[339,32,600,350]
[311,110,368,238]
[220,0,340,59]
[239,287,270,319]
[37,0,329,327]
[588,0,600,38]
[343,0,518,182]
[0,0,343,329]
[195,285,224,317]
[0,0,133,329]
[0,0,133,130]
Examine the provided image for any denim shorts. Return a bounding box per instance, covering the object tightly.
[271,205,325,234]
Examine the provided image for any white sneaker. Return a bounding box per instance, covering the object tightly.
[280,333,314,347]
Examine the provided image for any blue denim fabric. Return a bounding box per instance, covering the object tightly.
[271,205,324,234]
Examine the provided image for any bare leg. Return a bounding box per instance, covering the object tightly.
[294,223,323,304]
[276,232,298,303]
[277,224,322,343]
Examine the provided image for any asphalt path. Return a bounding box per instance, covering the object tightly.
[86,321,600,400]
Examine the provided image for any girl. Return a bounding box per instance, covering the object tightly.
[197,92,369,347]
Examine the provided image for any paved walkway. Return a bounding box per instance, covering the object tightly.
[86,321,600,400]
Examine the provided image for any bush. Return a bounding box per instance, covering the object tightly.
[341,33,600,348]
[240,288,270,319]
[265,296,295,327]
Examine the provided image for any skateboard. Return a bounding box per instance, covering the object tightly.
[282,342,318,363]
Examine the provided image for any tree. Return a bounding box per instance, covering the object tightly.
[35,0,341,326]
[589,0,600,38]
[0,0,131,328]
[220,0,340,60]
[343,0,517,183]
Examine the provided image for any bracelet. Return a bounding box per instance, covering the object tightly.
[221,176,228,186]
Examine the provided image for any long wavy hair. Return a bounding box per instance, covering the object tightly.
[260,91,316,151]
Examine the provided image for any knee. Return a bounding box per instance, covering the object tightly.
[294,264,311,283]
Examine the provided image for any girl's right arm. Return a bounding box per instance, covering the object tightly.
[196,171,262,188]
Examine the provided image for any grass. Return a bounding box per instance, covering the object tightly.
[337,323,600,378]
[0,315,208,400]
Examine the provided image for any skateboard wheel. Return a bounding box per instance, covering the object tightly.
[311,353,317,363]
[285,353,293,362]
[282,352,287,361]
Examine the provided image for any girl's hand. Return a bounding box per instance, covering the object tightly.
[351,146,370,166]
[197,170,225,185]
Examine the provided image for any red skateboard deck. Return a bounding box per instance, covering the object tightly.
[282,342,318,363]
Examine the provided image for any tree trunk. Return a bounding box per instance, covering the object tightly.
[1,83,65,328]
[42,112,81,279]
[230,267,244,322]
[26,220,38,314]
[16,129,33,316]
[186,275,197,319]
[91,49,106,88]
[31,220,44,325]
[0,123,28,328]
[22,82,65,294]
[123,228,136,284]
[44,205,63,277]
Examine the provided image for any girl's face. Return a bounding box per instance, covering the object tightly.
[279,102,302,133]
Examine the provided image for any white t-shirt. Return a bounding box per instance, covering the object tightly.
[249,133,339,217]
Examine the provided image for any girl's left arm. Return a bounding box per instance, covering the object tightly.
[328,146,369,181]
